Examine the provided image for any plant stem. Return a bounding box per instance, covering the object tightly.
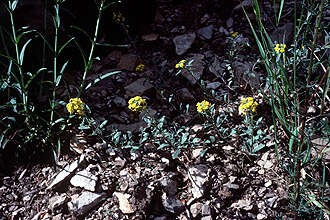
[294,0,325,218]
[78,1,104,97]
[9,6,28,118]
[51,4,60,125]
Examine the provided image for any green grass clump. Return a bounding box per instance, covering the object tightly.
[0,0,119,163]
[243,0,329,218]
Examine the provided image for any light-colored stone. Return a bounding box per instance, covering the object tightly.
[188,165,211,199]
[192,148,203,158]
[47,155,84,190]
[223,182,240,189]
[191,124,203,132]
[257,213,267,220]
[173,33,196,55]
[69,191,106,216]
[161,193,184,213]
[202,202,211,216]
[265,180,272,187]
[160,176,177,196]
[190,202,202,217]
[114,192,134,214]
[264,161,273,169]
[48,194,69,211]
[231,198,253,211]
[223,145,234,151]
[258,169,265,175]
[70,169,98,191]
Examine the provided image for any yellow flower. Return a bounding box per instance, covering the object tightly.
[135,64,145,72]
[238,97,258,115]
[128,96,147,112]
[196,100,211,113]
[113,12,126,23]
[274,43,286,53]
[66,98,85,115]
[175,60,186,69]
[230,31,239,38]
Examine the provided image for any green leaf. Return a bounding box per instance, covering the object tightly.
[172,149,181,159]
[53,118,65,125]
[78,125,90,130]
[70,25,92,43]
[95,42,130,48]
[20,39,32,65]
[58,37,74,55]
[216,116,221,127]
[157,143,169,150]
[85,71,121,90]
[253,144,265,153]
[181,133,189,144]
[192,138,200,144]
[11,1,18,10]
[60,61,69,75]
[100,120,108,129]
[276,0,285,25]
[35,31,54,53]
[16,30,35,45]
[200,148,208,157]
[209,135,215,143]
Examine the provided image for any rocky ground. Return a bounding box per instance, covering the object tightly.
[0,0,329,219]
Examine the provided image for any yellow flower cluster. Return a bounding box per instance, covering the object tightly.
[274,43,286,53]
[128,96,147,112]
[238,97,258,115]
[113,12,126,23]
[196,100,211,113]
[135,64,145,72]
[230,31,238,38]
[66,98,85,115]
[175,60,186,69]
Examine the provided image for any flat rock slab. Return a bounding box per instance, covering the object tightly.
[118,54,138,71]
[114,192,135,214]
[188,164,211,199]
[173,33,196,55]
[47,155,85,190]
[70,169,98,191]
[69,191,106,216]
[180,54,204,84]
[48,194,69,212]
[125,78,153,97]
[196,25,214,40]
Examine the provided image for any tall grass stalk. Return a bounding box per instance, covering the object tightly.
[78,0,104,97]
[295,0,326,217]
[8,1,29,120]
[50,2,60,125]
[244,0,329,218]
